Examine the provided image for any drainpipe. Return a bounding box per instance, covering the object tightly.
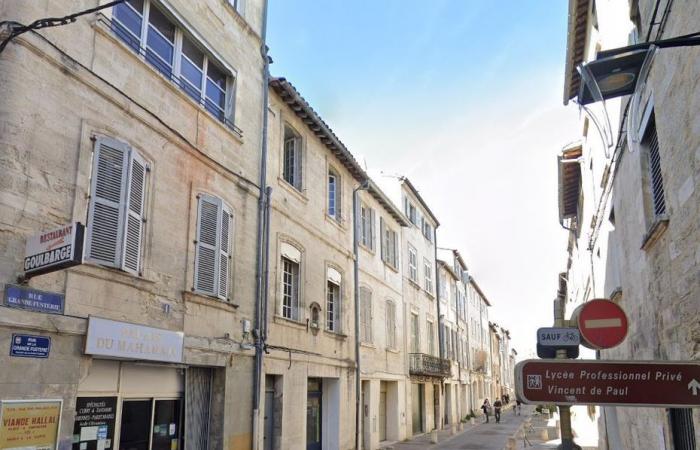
[432,226,445,428]
[252,0,270,448]
[353,181,369,450]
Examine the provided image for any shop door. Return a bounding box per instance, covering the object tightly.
[411,383,423,434]
[151,399,181,450]
[264,376,275,450]
[120,400,153,450]
[306,378,322,450]
[379,382,387,442]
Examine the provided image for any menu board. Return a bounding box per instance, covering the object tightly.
[0,400,61,450]
[72,397,116,450]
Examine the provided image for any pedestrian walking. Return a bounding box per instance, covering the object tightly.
[481,399,491,423]
[493,399,502,423]
[516,399,522,416]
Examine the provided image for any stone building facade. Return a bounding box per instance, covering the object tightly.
[0,0,266,449]
[561,0,700,448]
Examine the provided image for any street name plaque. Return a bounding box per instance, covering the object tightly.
[516,359,700,407]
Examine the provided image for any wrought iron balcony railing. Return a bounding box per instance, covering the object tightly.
[409,353,451,378]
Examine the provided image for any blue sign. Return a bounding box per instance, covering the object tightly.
[10,334,51,358]
[3,284,64,314]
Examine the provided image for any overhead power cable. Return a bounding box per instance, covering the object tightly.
[0,0,126,53]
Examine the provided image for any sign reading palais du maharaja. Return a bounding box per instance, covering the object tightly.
[85,317,184,363]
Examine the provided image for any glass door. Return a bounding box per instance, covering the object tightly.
[306,379,322,450]
[151,399,181,450]
[119,400,153,450]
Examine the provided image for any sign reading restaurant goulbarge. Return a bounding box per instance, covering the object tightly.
[85,316,184,363]
[516,359,700,407]
[24,222,84,278]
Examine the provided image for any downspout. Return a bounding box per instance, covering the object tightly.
[432,226,444,428]
[252,0,270,449]
[353,181,369,450]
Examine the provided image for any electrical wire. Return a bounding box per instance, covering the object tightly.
[0,0,126,53]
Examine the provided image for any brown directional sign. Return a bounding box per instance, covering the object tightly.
[515,359,700,407]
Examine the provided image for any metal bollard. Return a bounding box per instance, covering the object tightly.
[430,429,438,444]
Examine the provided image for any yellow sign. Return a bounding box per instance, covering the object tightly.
[0,400,61,450]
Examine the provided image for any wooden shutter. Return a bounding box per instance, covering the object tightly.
[122,152,146,275]
[294,138,302,190]
[379,218,386,262]
[218,203,232,300]
[195,194,221,295]
[392,230,398,267]
[86,137,130,268]
[369,208,376,250]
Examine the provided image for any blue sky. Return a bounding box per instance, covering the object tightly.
[268,1,581,357]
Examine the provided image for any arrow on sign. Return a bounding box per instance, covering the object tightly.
[689,379,700,396]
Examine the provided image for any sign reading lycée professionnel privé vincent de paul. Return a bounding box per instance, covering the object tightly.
[24,222,84,278]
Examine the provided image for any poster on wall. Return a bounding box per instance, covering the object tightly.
[0,399,62,450]
[72,397,117,450]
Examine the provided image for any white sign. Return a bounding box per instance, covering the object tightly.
[85,317,184,363]
[24,222,84,277]
[537,327,580,347]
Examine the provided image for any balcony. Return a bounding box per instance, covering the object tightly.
[409,353,451,378]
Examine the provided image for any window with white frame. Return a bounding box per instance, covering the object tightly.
[423,259,433,294]
[280,243,301,320]
[386,300,396,349]
[283,126,302,190]
[427,320,435,356]
[360,204,375,250]
[326,267,341,332]
[111,0,236,131]
[410,313,420,353]
[421,217,433,242]
[194,194,232,300]
[380,218,398,269]
[408,245,418,282]
[403,196,418,226]
[327,168,341,221]
[85,136,147,276]
[360,287,372,343]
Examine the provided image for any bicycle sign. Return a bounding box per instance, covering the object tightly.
[537,327,580,347]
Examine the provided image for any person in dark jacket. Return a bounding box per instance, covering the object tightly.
[493,399,502,423]
[481,399,491,423]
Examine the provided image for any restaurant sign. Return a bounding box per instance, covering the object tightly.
[85,316,184,363]
[24,223,84,278]
[0,399,62,450]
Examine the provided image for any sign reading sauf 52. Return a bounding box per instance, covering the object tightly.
[516,359,700,407]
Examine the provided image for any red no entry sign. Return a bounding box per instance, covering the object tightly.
[515,359,700,407]
[573,299,628,349]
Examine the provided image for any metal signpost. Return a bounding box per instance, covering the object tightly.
[516,359,700,407]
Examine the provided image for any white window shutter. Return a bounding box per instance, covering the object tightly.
[369,208,376,250]
[195,194,221,295]
[86,137,130,268]
[295,138,303,189]
[218,203,232,300]
[122,151,147,275]
[379,218,385,261]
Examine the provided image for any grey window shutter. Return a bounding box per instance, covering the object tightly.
[379,218,385,261]
[369,208,376,250]
[195,194,221,295]
[295,139,303,190]
[122,151,147,275]
[86,137,130,268]
[218,203,232,300]
[392,231,398,267]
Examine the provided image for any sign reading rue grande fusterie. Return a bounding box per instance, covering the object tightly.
[24,222,84,278]
[516,359,700,407]
[4,284,65,314]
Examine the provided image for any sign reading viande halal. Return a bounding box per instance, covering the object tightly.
[24,222,84,278]
[85,316,184,363]
[516,359,700,407]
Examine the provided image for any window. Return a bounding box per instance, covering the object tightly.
[283,126,302,190]
[423,259,433,294]
[427,321,435,356]
[328,168,341,221]
[280,243,301,320]
[642,114,667,218]
[194,194,232,300]
[85,136,147,276]
[439,273,447,301]
[408,245,418,282]
[380,218,398,269]
[421,217,433,242]
[111,0,237,132]
[386,300,396,349]
[404,197,418,226]
[444,325,451,359]
[451,330,458,362]
[326,267,342,332]
[410,313,420,353]
[360,287,372,343]
[360,204,375,250]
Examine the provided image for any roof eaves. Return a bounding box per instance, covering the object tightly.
[399,176,440,227]
[269,77,367,183]
[367,179,410,227]
[558,145,583,221]
[563,0,591,105]
[469,276,492,306]
[437,259,458,280]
